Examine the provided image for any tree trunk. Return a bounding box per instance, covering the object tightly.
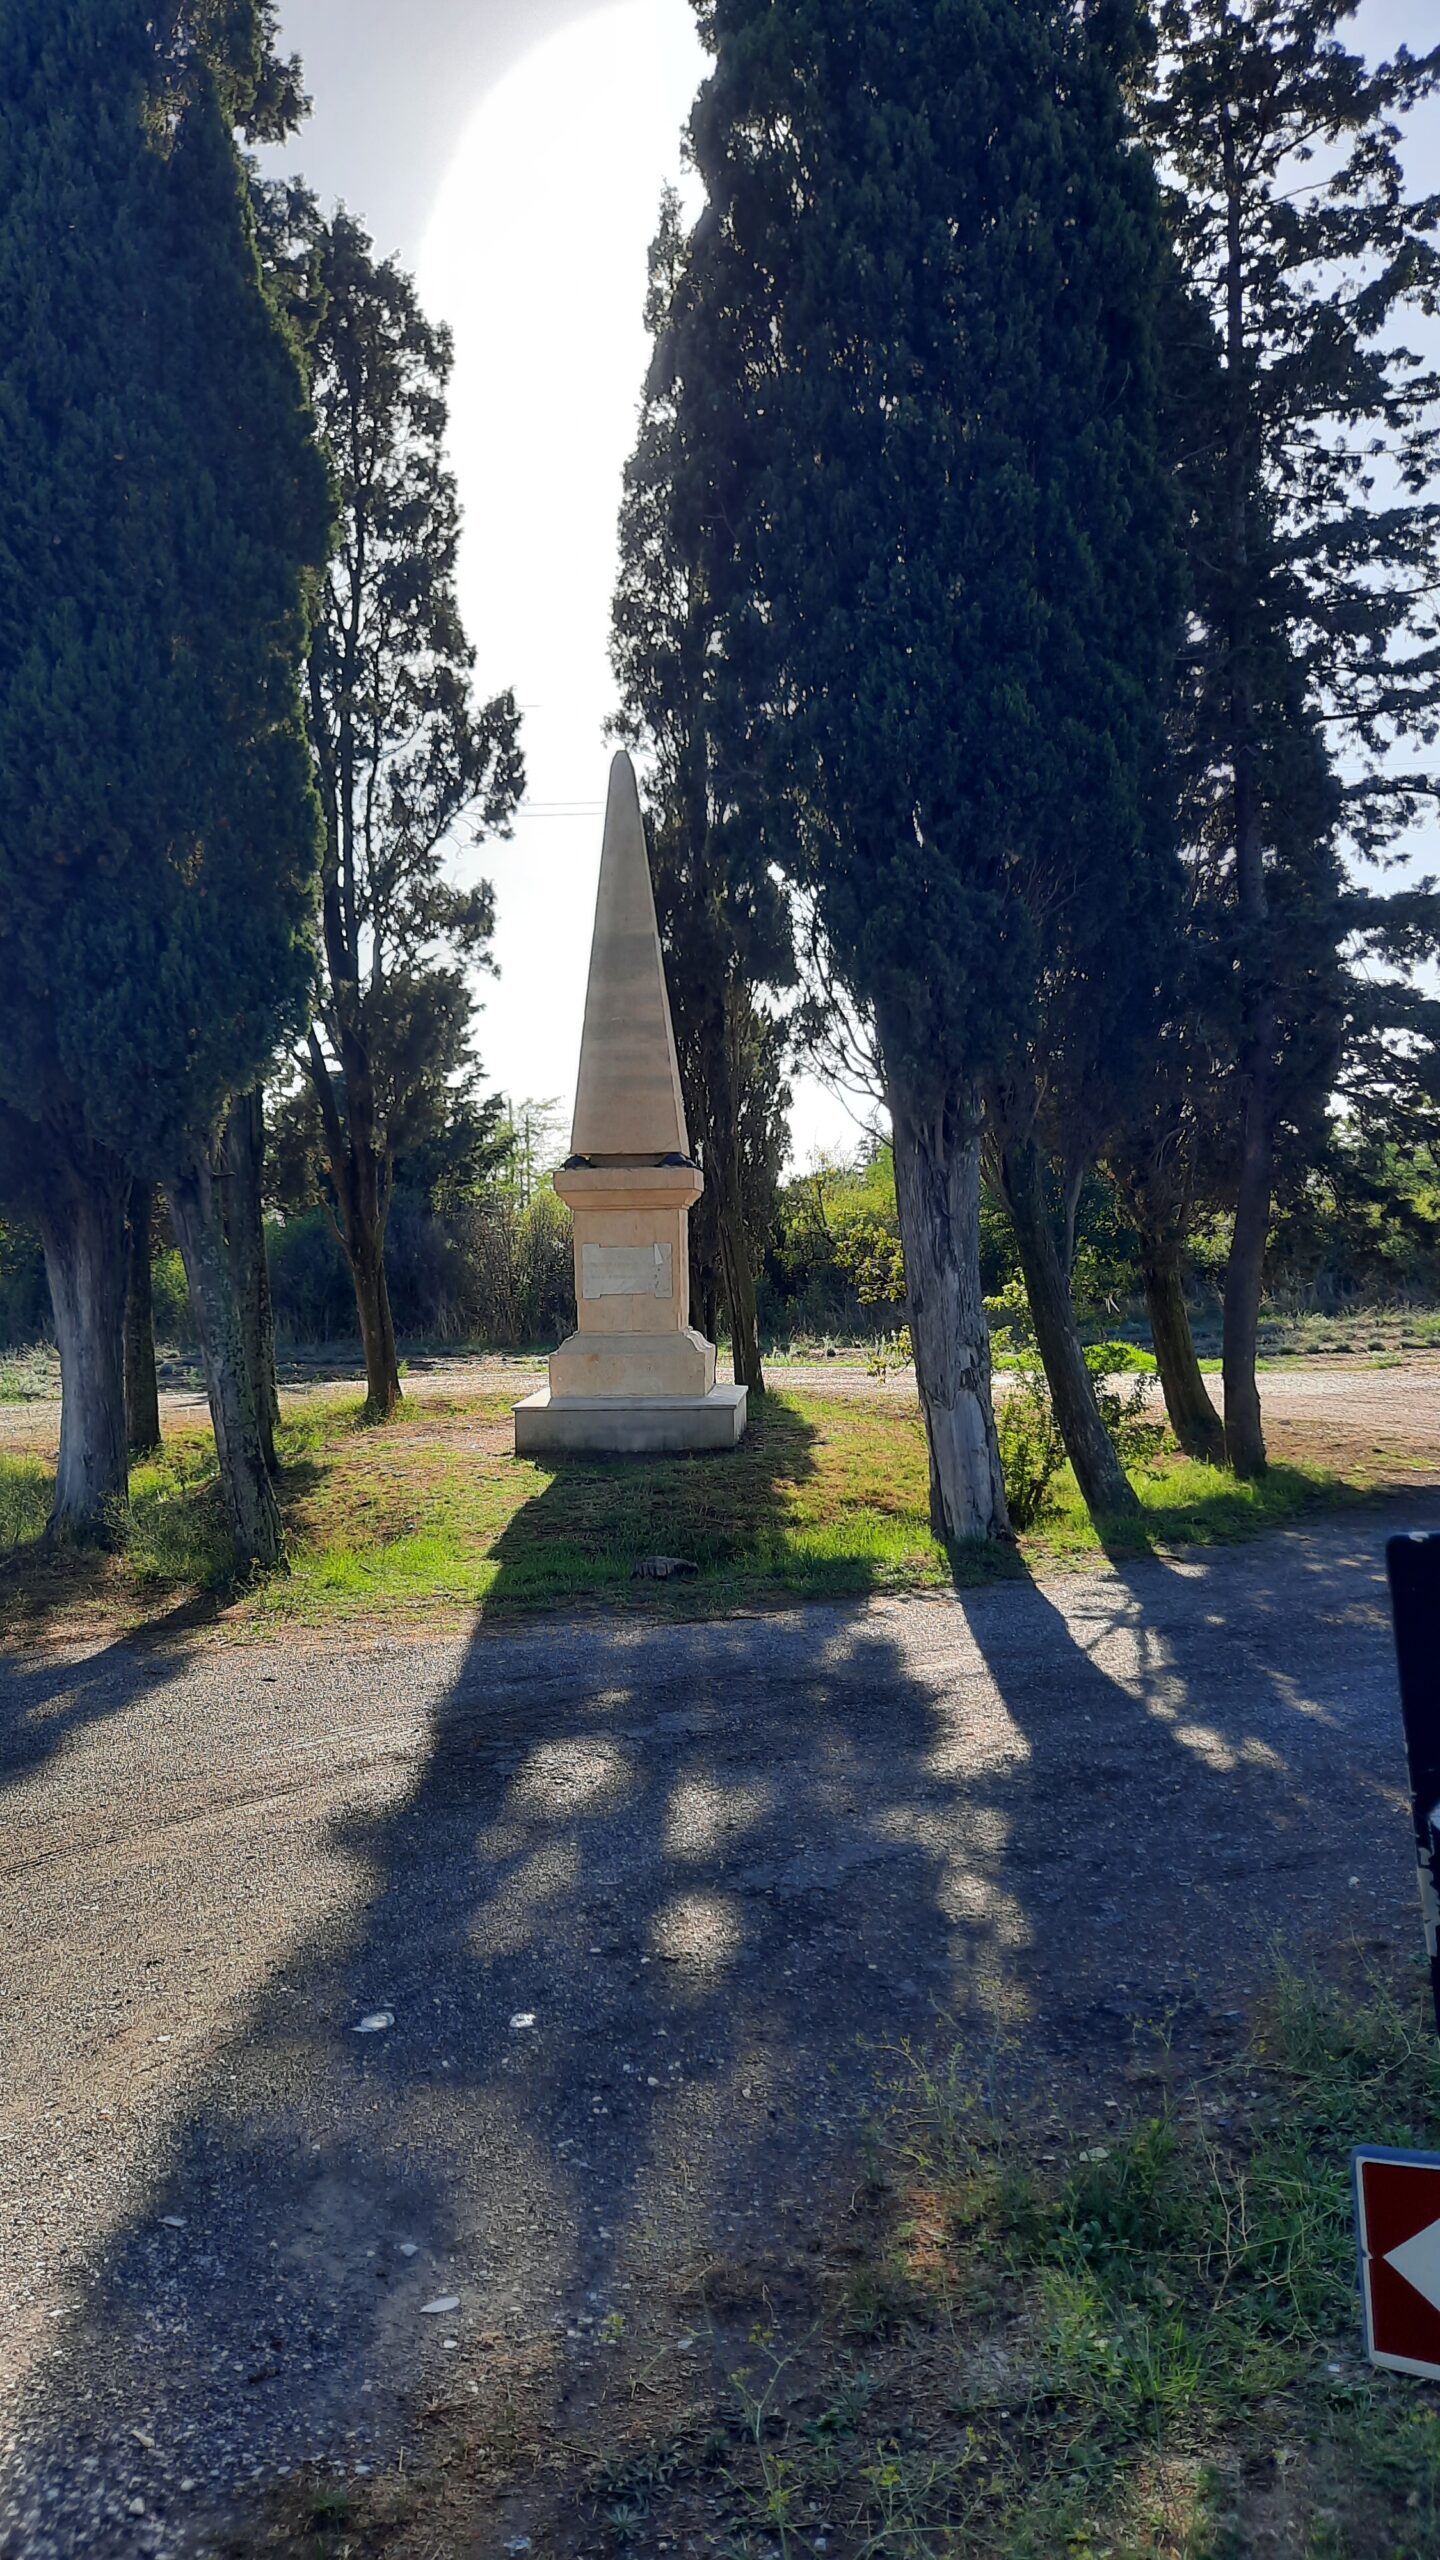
[1140,1235,1224,1465]
[1000,1134,1139,1520]
[886,1063,1010,1544]
[37,1151,129,1540]
[1222,1055,1272,1478]
[166,1147,286,1572]
[1219,97,1271,1482]
[306,1030,402,1419]
[223,1089,280,1476]
[709,1075,764,1391]
[123,1180,163,1457]
[346,1216,402,1419]
[719,1208,764,1390]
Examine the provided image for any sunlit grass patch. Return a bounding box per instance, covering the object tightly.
[0,1371,1418,1645]
[0,1345,60,1404]
[0,1453,51,1548]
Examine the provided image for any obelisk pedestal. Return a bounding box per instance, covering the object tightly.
[513,753,748,1456]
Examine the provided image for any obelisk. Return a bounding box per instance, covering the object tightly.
[513,753,749,1455]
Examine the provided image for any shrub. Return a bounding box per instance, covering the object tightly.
[150,1247,193,1344]
[996,1362,1067,1528]
[1084,1345,1166,1466]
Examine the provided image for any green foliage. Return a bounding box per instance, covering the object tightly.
[673,0,1183,1132]
[1084,1346,1167,1467]
[0,1217,48,1351]
[263,1187,574,1350]
[1114,0,1440,1371]
[0,0,329,1175]
[612,185,794,1365]
[765,1150,907,1338]
[256,195,523,1392]
[150,1248,193,1344]
[995,1369,1068,1533]
[986,1284,1166,1524]
[987,1284,1068,1528]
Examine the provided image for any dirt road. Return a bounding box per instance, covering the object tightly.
[2,1492,1435,2555]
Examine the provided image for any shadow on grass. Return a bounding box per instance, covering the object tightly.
[479,1388,899,1621]
[0,1432,331,1651]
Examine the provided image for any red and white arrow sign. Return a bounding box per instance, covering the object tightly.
[1354,2148,1440,2377]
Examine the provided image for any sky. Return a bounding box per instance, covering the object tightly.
[268,0,1440,1169]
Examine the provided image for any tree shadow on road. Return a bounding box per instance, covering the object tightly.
[1,1491,1432,2557]
[0,1616,200,1792]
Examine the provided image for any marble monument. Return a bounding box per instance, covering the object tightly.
[513,753,749,1455]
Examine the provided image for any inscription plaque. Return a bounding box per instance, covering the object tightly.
[582,1242,674,1301]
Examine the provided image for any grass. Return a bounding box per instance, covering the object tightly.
[0,1379,1408,1646]
[691,1955,1440,2557]
[0,1343,60,1402]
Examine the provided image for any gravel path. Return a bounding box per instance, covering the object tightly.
[5,1350,1440,1445]
[2,1493,1437,2556]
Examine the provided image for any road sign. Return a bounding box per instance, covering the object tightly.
[1386,1533,1440,2037]
[1354,2146,1440,2377]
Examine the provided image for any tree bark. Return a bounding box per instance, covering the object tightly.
[304,1029,402,1419]
[718,1200,764,1390]
[166,1146,286,1572]
[707,1026,765,1391]
[37,1150,129,1540]
[1222,1049,1272,1477]
[1218,94,1271,1482]
[886,1063,1010,1544]
[123,1180,163,1458]
[347,1219,402,1419]
[1000,1134,1139,1520]
[1140,1235,1224,1465]
[223,1089,280,1477]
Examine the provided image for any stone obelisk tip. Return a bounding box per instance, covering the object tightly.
[568,750,690,1163]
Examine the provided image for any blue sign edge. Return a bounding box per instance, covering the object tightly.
[1351,2145,1440,2367]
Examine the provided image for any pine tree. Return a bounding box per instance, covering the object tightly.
[1137,0,1440,1474]
[261,199,524,1418]
[0,0,330,1560]
[671,0,1184,1534]
[611,189,794,1393]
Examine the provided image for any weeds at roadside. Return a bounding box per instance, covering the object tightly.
[587,1963,1440,2557]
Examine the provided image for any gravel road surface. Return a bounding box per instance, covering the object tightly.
[3,1493,1438,2555]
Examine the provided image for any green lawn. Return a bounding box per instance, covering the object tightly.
[0,1380,1385,1647]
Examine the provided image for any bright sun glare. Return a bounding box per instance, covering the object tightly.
[417,0,859,1166]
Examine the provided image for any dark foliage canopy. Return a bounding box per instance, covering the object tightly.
[0,0,329,1177]
[671,0,1185,1139]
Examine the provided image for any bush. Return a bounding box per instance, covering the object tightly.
[1085,1339,1156,1375]
[1083,1345,1166,1466]
[267,1208,353,1343]
[988,1282,1167,1524]
[150,1247,193,1344]
[0,1215,49,1351]
[996,1361,1067,1529]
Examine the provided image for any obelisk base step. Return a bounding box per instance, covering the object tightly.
[514,1385,748,1457]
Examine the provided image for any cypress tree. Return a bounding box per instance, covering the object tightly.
[1136,0,1440,1475]
[612,188,795,1394]
[0,0,329,1561]
[671,0,1184,1534]
[260,199,524,1420]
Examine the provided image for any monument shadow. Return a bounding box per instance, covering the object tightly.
[2,1495,1428,2554]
